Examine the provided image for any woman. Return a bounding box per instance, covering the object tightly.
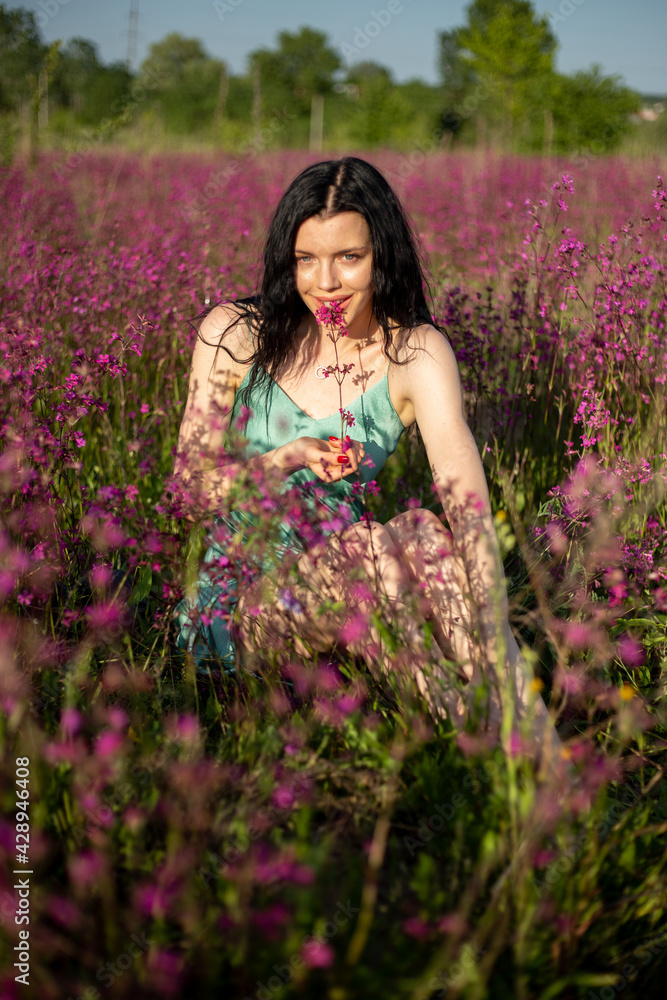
[174,156,558,761]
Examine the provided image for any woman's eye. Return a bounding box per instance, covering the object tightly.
[295,254,361,264]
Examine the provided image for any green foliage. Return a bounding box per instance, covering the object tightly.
[249,26,341,124]
[458,0,557,84]
[139,32,210,83]
[337,64,415,148]
[0,6,659,160]
[438,0,644,153]
[137,33,227,136]
[52,37,100,108]
[547,66,642,155]
[0,2,45,111]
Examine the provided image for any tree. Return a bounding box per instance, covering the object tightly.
[439,29,475,107]
[137,34,226,134]
[340,63,414,148]
[0,4,45,112]
[139,33,210,85]
[457,0,556,84]
[455,0,557,141]
[81,63,132,127]
[52,38,101,114]
[249,26,341,132]
[547,66,641,155]
[438,0,639,152]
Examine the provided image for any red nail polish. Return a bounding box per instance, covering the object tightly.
[337,455,349,464]
[329,436,339,443]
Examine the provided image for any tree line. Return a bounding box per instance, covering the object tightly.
[0,0,654,161]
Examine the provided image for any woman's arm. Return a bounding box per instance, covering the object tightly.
[398,326,561,756]
[399,325,505,644]
[174,306,365,517]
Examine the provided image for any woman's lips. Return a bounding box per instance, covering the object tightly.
[313,295,352,306]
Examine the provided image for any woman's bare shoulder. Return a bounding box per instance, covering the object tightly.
[390,322,455,372]
[195,300,257,385]
[199,301,255,353]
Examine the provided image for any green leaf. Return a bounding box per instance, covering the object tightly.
[130,565,153,605]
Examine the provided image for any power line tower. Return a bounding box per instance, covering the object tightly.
[126,0,139,73]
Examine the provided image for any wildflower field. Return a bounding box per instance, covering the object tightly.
[0,149,666,999]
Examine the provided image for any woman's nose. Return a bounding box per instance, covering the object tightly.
[316,260,341,291]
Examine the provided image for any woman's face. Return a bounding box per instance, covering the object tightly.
[293,211,374,335]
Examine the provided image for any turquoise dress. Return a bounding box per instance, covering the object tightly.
[174,360,406,673]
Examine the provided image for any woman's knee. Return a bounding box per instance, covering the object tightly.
[338,519,400,564]
[387,507,449,538]
[386,508,453,556]
[385,508,470,589]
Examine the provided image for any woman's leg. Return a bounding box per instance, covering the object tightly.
[383,508,562,767]
[235,519,465,721]
[383,508,477,678]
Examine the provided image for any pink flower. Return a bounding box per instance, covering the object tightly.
[89,564,112,589]
[137,884,170,916]
[301,938,334,968]
[95,730,125,758]
[456,731,496,757]
[60,707,82,737]
[617,635,645,668]
[272,785,296,810]
[335,692,363,716]
[107,707,128,730]
[507,731,525,757]
[556,666,585,697]
[169,713,200,745]
[47,896,81,929]
[562,621,594,650]
[146,949,183,996]
[252,901,291,938]
[437,912,467,935]
[403,916,431,939]
[340,613,368,645]
[68,850,105,888]
[314,663,343,692]
[533,850,556,868]
[123,807,145,832]
[85,601,125,634]
[654,588,667,612]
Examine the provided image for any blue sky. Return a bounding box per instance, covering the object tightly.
[10,0,667,95]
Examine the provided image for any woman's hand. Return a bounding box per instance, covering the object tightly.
[278,435,365,481]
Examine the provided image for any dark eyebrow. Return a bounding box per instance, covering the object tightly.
[294,246,368,255]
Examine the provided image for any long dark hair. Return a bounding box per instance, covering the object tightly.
[199,156,445,409]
